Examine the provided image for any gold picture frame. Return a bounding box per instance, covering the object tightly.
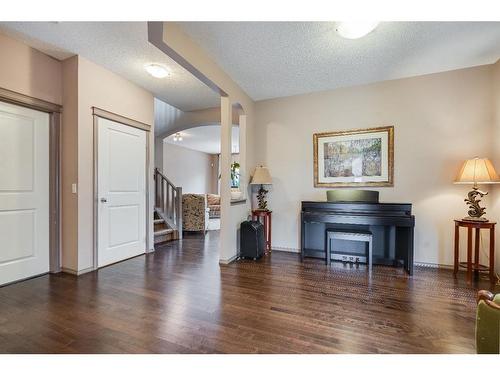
[313,126,394,188]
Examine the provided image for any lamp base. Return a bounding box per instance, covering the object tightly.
[462,216,489,222]
[256,185,269,211]
[462,187,488,223]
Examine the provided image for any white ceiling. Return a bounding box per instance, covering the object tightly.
[2,22,499,109]
[179,22,500,101]
[164,125,239,155]
[0,22,220,111]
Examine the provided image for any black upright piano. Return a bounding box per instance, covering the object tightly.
[300,201,415,275]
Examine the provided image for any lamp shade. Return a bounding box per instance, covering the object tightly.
[251,166,272,185]
[455,157,500,185]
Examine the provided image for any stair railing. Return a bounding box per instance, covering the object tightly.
[154,168,182,239]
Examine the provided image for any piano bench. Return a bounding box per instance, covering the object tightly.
[326,230,373,271]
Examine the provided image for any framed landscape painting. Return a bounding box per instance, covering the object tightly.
[313,126,394,187]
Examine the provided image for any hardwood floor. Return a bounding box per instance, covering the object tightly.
[0,231,498,354]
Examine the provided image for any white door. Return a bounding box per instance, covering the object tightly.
[0,101,50,286]
[97,117,146,267]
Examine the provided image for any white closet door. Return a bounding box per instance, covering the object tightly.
[0,101,49,286]
[97,117,146,267]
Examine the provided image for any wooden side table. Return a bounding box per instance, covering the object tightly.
[454,219,496,284]
[252,210,272,253]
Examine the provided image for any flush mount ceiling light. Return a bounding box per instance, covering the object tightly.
[173,132,183,142]
[336,21,379,39]
[144,63,170,78]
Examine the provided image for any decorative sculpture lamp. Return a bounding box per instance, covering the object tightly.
[454,157,499,222]
[250,166,272,210]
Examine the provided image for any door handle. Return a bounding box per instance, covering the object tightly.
[100,198,107,203]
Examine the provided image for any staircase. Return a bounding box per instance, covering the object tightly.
[154,210,175,243]
[154,168,182,245]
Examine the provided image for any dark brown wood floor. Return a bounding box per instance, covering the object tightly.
[0,231,498,353]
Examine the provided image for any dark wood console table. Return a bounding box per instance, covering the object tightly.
[454,219,496,284]
[300,201,415,275]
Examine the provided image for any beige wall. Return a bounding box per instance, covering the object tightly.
[210,154,220,194]
[0,33,62,105]
[254,65,496,269]
[0,31,156,273]
[491,60,500,272]
[154,136,164,172]
[61,56,79,270]
[162,142,217,194]
[62,55,154,273]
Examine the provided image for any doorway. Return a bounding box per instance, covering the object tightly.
[95,116,148,268]
[0,101,50,285]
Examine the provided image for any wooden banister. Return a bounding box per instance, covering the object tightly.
[155,168,176,189]
[154,168,182,239]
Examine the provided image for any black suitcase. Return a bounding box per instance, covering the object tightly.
[239,220,265,260]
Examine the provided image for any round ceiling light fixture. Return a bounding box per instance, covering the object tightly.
[144,63,170,78]
[336,21,379,39]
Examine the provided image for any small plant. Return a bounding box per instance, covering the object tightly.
[217,162,241,188]
[231,162,240,188]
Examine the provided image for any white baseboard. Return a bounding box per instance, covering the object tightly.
[61,266,95,276]
[271,246,300,253]
[271,248,451,270]
[219,255,238,265]
[414,261,453,270]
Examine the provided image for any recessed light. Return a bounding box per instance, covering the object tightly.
[173,132,183,142]
[336,21,379,39]
[144,63,170,78]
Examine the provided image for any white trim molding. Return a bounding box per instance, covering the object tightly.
[272,246,300,253]
[61,266,95,276]
[414,262,453,269]
[219,255,238,265]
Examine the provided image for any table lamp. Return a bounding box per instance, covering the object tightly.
[250,166,272,210]
[454,157,499,222]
